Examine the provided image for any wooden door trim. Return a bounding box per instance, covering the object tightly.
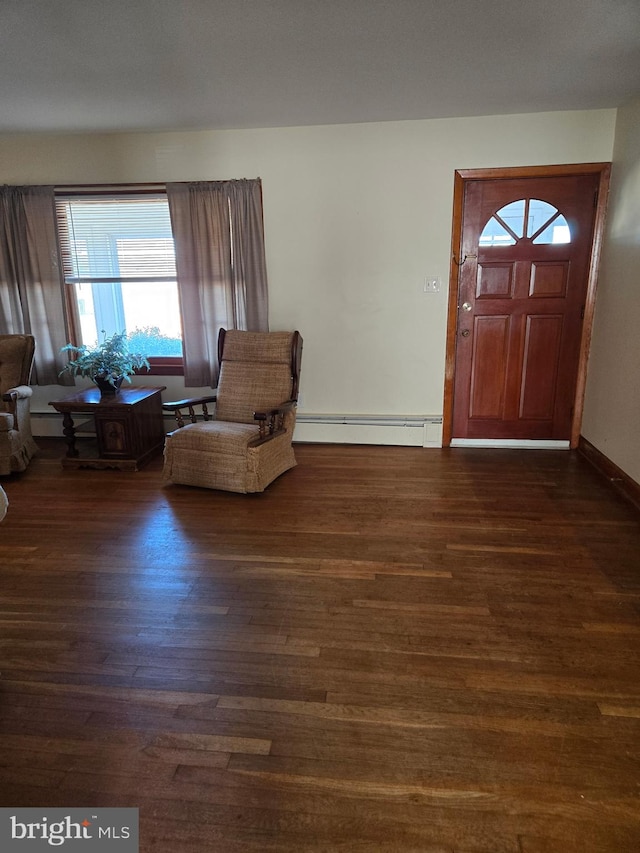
[442,163,611,448]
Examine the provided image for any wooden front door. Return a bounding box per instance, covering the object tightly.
[449,169,607,444]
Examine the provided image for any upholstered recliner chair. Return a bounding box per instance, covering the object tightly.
[0,335,39,475]
[163,329,302,493]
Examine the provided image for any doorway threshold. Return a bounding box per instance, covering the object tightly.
[450,439,570,450]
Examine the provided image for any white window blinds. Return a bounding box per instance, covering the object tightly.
[55,194,176,283]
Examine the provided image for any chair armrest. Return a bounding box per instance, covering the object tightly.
[2,385,33,403]
[2,386,33,431]
[253,399,297,440]
[163,395,217,429]
[253,399,297,419]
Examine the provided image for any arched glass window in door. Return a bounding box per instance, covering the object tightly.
[479,198,571,246]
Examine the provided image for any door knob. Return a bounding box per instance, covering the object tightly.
[461,329,470,337]
[462,302,472,311]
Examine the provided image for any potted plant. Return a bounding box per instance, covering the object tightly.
[60,331,151,396]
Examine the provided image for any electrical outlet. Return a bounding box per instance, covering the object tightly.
[424,276,441,293]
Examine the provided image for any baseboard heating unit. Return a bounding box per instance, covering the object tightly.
[450,439,570,449]
[293,414,443,447]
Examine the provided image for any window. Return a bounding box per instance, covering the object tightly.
[479,198,571,247]
[56,191,183,373]
[55,178,269,387]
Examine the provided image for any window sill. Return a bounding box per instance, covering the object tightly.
[138,357,184,377]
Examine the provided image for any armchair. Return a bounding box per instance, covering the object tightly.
[0,334,39,475]
[163,329,303,493]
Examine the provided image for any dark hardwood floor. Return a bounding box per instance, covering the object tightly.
[1,440,639,852]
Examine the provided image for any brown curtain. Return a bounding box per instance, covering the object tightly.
[166,179,269,387]
[0,185,72,385]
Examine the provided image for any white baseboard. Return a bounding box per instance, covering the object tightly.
[450,438,570,450]
[32,413,66,437]
[294,414,443,447]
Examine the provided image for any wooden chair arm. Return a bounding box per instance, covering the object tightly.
[253,399,297,441]
[163,395,217,429]
[162,395,217,411]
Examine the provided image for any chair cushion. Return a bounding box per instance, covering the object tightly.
[167,420,261,454]
[163,420,297,493]
[0,412,15,431]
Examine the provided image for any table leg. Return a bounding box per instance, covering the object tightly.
[61,412,79,458]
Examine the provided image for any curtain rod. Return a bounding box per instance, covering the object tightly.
[54,183,166,194]
[55,178,262,191]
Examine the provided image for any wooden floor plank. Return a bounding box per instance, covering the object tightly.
[0,440,639,852]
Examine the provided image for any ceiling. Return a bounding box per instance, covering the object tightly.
[2,0,640,135]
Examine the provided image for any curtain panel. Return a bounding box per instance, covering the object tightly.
[166,179,269,387]
[0,185,72,385]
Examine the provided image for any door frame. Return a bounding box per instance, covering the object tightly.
[442,163,611,449]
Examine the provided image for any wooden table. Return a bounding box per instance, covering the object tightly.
[49,385,167,470]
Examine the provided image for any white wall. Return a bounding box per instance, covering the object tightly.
[582,98,640,485]
[0,109,616,445]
